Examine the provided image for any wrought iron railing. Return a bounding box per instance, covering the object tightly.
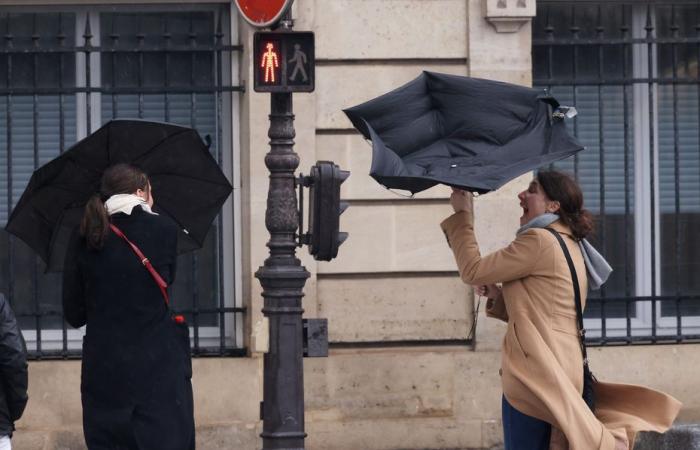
[0,7,246,358]
[533,1,700,345]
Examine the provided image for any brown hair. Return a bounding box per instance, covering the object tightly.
[536,169,594,241]
[80,164,150,249]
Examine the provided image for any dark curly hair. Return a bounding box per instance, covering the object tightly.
[536,169,594,241]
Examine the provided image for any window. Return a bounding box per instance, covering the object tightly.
[0,4,245,357]
[533,1,700,344]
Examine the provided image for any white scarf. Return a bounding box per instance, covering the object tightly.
[104,194,157,216]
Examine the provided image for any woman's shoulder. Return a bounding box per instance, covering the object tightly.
[121,206,178,233]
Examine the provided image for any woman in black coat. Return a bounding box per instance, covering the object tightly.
[0,293,28,446]
[63,164,194,449]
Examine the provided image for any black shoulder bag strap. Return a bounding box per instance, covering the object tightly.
[544,228,586,357]
[544,227,597,411]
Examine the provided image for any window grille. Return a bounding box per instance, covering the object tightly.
[0,4,246,358]
[533,1,700,345]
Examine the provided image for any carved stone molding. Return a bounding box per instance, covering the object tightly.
[483,0,536,33]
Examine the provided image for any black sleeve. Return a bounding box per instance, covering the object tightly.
[0,295,28,422]
[62,229,87,328]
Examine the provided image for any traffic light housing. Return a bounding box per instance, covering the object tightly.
[253,31,315,93]
[301,161,349,261]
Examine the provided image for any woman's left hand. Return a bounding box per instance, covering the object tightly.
[450,188,473,213]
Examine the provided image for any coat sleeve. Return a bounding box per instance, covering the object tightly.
[440,211,543,286]
[62,230,87,328]
[0,295,28,423]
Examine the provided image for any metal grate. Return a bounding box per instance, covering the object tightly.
[0,6,246,358]
[534,1,700,345]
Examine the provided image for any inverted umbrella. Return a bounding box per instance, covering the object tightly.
[343,71,583,194]
[5,119,233,272]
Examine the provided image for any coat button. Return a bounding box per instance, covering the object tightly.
[499,368,503,376]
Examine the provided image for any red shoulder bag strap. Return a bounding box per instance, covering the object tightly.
[109,223,170,305]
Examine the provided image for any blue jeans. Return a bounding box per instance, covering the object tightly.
[502,396,551,450]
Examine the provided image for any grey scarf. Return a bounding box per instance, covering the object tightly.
[516,213,612,290]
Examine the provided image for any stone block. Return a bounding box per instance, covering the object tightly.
[316,64,467,130]
[305,351,456,421]
[306,416,483,450]
[482,418,504,449]
[12,430,51,450]
[18,361,82,429]
[191,358,262,424]
[317,274,471,342]
[48,430,87,450]
[468,0,533,85]
[317,202,457,274]
[196,422,262,450]
[483,0,536,33]
[295,0,467,60]
[453,351,504,421]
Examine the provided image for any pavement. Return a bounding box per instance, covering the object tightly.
[459,424,700,450]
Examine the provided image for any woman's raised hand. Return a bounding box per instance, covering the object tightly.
[474,284,501,299]
[449,187,473,213]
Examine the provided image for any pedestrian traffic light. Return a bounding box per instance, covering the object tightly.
[253,31,314,93]
[299,161,349,261]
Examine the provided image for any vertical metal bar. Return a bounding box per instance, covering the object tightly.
[188,16,200,353]
[621,5,632,341]
[596,5,607,341]
[570,4,579,178]
[162,16,170,122]
[109,15,118,118]
[215,11,225,353]
[58,13,66,154]
[137,16,144,119]
[544,5,555,172]
[58,11,68,357]
[31,14,42,357]
[83,15,92,134]
[545,5,554,91]
[670,6,682,342]
[5,14,14,316]
[646,4,658,342]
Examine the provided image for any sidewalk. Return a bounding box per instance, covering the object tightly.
[477,424,700,450]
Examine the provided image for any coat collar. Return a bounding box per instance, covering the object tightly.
[547,220,574,238]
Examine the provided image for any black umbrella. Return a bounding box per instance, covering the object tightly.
[5,119,233,272]
[343,71,584,194]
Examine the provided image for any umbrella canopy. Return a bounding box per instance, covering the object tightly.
[343,71,584,194]
[5,119,233,272]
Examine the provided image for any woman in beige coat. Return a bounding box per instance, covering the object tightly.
[441,170,681,450]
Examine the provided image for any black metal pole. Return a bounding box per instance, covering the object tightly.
[255,14,310,447]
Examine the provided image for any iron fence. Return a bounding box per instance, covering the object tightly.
[533,1,700,345]
[0,6,245,358]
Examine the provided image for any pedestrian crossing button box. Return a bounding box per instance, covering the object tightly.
[253,31,314,93]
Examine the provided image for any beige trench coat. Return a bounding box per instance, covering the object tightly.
[441,210,681,450]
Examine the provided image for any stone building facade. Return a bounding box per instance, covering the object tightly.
[0,1,697,449]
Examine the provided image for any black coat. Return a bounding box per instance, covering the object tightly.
[63,206,194,449]
[0,294,28,437]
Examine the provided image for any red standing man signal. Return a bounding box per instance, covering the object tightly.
[261,42,279,83]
